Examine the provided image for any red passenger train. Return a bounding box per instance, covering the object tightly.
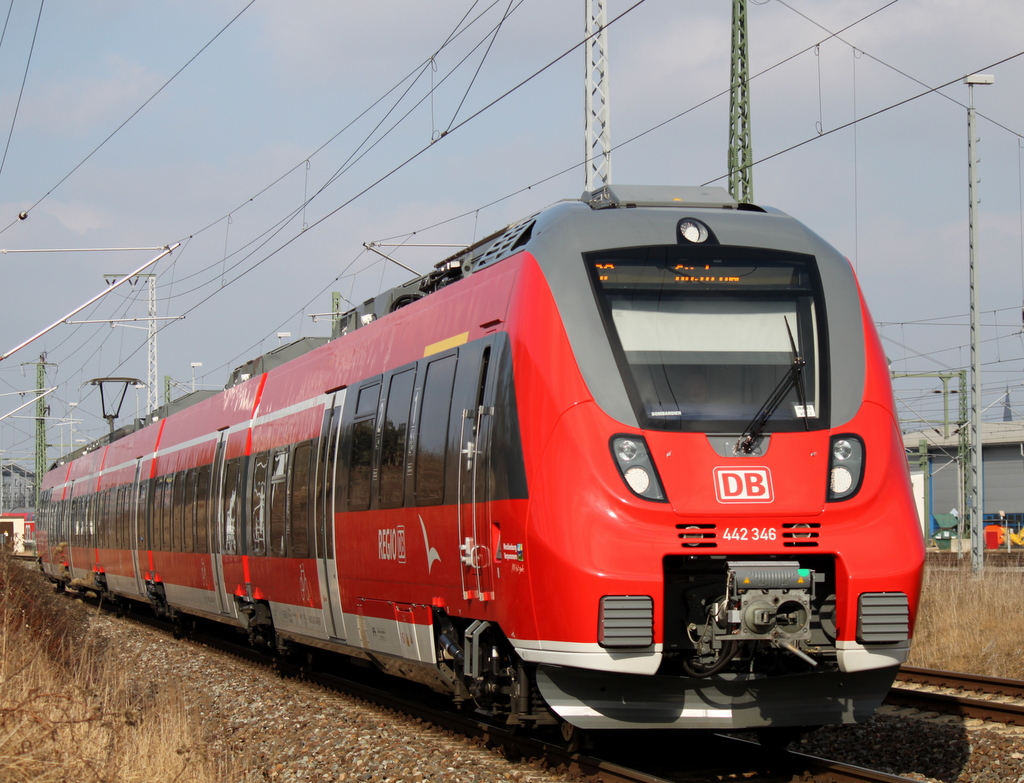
[37,185,924,734]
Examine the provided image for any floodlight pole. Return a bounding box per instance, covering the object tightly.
[965,73,993,576]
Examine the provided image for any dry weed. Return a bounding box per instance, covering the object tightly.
[0,552,244,783]
[907,561,1024,678]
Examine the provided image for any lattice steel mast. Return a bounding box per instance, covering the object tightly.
[34,353,55,507]
[728,0,753,204]
[584,0,612,192]
[146,274,158,415]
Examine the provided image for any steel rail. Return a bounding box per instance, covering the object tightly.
[888,666,1024,725]
[898,665,1024,699]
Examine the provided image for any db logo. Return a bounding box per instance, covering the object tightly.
[714,467,774,503]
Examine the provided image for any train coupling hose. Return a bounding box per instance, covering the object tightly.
[774,638,818,667]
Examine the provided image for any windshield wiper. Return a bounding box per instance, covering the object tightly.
[736,317,807,455]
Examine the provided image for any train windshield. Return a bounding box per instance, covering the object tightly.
[586,245,826,432]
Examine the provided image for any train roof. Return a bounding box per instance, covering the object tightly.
[52,185,857,470]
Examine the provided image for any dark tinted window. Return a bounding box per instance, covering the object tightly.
[588,246,824,433]
[291,441,311,558]
[380,369,415,507]
[270,450,288,557]
[176,471,190,553]
[160,476,173,551]
[348,383,379,510]
[222,460,242,555]
[251,452,269,556]
[196,464,210,553]
[415,355,456,504]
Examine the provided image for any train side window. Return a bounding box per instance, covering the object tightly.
[94,492,102,549]
[270,449,288,557]
[196,464,210,554]
[82,494,89,547]
[146,481,156,551]
[141,478,152,550]
[415,354,457,504]
[151,478,164,551]
[95,492,105,549]
[95,491,105,549]
[222,460,241,555]
[162,475,175,552]
[251,451,270,556]
[176,470,190,553]
[84,495,93,546]
[98,491,104,548]
[117,486,126,549]
[348,383,380,511]
[104,489,113,549]
[153,480,162,551]
[124,484,132,549]
[290,441,312,558]
[380,369,415,508]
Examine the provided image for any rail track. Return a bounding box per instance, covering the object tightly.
[93,594,929,783]
[889,665,1024,726]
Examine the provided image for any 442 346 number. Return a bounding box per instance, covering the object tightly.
[722,527,777,541]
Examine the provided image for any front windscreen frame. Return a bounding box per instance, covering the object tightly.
[585,244,830,433]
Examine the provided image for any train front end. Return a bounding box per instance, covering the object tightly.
[505,186,925,730]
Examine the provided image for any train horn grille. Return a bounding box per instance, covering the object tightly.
[676,524,717,548]
[782,522,821,547]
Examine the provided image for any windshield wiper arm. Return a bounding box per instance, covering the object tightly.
[736,318,806,455]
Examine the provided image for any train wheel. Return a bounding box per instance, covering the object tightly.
[560,720,584,753]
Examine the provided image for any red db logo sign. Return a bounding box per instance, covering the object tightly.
[714,467,774,503]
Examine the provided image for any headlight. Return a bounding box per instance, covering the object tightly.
[616,439,640,462]
[832,439,854,461]
[624,466,651,493]
[610,435,666,502]
[830,465,853,494]
[827,434,864,501]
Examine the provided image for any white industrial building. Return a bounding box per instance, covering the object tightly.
[903,421,1024,546]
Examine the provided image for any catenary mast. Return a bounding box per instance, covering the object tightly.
[728,0,753,203]
[584,0,612,191]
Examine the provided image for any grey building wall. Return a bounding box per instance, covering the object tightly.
[915,440,1024,523]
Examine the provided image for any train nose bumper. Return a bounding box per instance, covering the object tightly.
[535,664,899,730]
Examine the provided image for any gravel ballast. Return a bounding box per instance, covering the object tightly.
[92,611,1024,782]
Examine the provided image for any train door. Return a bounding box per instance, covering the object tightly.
[315,392,347,640]
[64,483,79,579]
[209,433,231,616]
[458,340,496,601]
[130,460,147,597]
[210,430,237,618]
[49,483,74,580]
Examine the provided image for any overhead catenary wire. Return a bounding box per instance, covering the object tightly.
[110,4,1024,394]
[87,0,653,361]
[0,0,43,185]
[12,1,1024,448]
[0,0,256,236]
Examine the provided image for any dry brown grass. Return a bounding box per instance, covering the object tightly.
[0,552,244,783]
[906,561,1024,678]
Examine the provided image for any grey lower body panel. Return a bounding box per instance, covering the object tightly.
[536,664,898,729]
